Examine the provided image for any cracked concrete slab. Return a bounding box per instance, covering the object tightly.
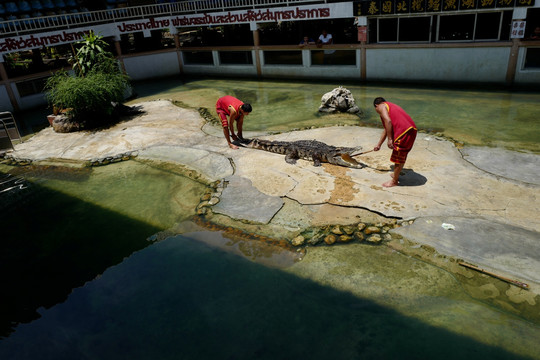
[212,175,284,224]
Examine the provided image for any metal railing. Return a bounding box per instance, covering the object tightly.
[0,112,22,153]
[0,0,327,37]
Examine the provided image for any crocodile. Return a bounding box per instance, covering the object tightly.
[238,138,365,169]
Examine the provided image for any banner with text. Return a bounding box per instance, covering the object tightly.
[1,3,352,55]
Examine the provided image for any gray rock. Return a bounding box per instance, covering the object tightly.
[52,115,80,133]
[318,87,361,114]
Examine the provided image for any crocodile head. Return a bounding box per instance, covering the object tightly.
[328,152,365,169]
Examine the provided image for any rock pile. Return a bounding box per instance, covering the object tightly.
[290,220,411,247]
[196,180,224,216]
[88,151,138,166]
[318,87,362,114]
[51,114,80,133]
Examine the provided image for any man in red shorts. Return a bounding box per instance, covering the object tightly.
[373,97,417,187]
[215,95,252,149]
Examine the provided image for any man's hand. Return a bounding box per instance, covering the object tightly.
[229,143,239,149]
[374,146,380,151]
[387,139,393,149]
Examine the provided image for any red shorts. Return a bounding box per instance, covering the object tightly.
[390,129,417,164]
[216,111,229,128]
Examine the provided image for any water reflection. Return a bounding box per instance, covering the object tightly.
[127,78,540,153]
[0,161,207,338]
[178,217,306,268]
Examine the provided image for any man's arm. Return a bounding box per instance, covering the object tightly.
[228,105,239,140]
[377,105,394,149]
[223,127,238,149]
[375,127,387,151]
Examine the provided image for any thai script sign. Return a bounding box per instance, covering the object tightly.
[0,3,351,55]
[0,24,113,55]
[0,30,89,53]
[115,3,351,32]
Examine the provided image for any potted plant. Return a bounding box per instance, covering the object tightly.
[44,31,131,132]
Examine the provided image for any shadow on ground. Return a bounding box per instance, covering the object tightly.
[400,169,427,186]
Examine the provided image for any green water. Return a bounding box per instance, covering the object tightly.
[0,161,207,338]
[126,77,540,153]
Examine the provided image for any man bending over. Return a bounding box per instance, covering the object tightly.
[215,95,252,149]
[373,97,417,187]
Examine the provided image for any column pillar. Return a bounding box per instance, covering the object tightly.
[251,22,261,78]
[505,38,520,86]
[113,35,127,74]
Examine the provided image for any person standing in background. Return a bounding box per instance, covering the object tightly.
[317,29,335,64]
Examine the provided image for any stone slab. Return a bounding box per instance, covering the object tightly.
[392,216,540,285]
[461,146,540,185]
[138,145,233,182]
[212,175,284,224]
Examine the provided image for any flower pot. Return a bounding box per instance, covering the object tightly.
[47,115,56,126]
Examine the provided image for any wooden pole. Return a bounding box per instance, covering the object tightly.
[351,149,374,157]
[459,262,529,290]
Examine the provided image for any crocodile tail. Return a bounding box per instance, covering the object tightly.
[245,139,282,154]
[244,138,262,148]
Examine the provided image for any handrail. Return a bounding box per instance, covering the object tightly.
[0,112,22,149]
[0,119,14,152]
[0,0,327,37]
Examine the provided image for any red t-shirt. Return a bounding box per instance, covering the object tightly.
[383,102,417,141]
[216,96,244,116]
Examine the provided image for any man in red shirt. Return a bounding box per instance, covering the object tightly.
[373,97,417,187]
[215,95,252,149]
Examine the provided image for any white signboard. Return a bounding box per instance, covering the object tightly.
[511,20,526,39]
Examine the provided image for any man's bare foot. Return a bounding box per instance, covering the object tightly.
[382,179,398,187]
[229,143,239,149]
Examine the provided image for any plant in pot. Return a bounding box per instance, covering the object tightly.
[44,31,131,133]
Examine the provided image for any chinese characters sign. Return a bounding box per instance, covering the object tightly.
[354,0,534,15]
[511,20,526,38]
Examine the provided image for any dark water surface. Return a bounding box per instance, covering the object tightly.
[1,235,537,360]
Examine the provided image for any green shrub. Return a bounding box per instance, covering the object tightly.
[71,31,117,77]
[45,70,130,120]
[44,31,131,129]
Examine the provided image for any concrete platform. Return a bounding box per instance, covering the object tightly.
[4,100,540,292]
